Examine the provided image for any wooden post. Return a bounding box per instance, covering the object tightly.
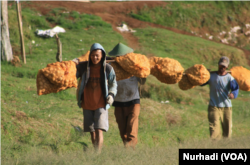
[55,34,62,62]
[1,0,13,61]
[16,0,26,64]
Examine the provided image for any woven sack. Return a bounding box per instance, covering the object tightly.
[178,75,195,90]
[115,53,150,78]
[42,61,77,88]
[150,57,184,84]
[111,62,132,81]
[230,66,250,91]
[185,64,210,86]
[36,70,68,95]
[37,61,77,95]
[149,56,160,71]
[78,51,90,62]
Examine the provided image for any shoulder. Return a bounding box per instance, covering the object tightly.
[76,61,88,73]
[209,73,216,80]
[221,73,234,81]
[77,61,88,68]
[228,73,235,81]
[105,63,113,73]
[210,73,217,77]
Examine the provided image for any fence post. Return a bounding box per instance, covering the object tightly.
[16,0,26,64]
[55,34,62,62]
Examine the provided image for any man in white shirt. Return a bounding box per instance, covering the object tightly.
[109,43,146,148]
[201,56,239,140]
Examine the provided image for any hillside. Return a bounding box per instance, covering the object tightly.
[2,1,250,164]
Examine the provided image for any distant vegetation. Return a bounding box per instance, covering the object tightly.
[130,1,250,33]
[129,1,250,49]
[45,7,111,30]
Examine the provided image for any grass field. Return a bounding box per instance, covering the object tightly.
[129,1,250,35]
[129,1,250,50]
[1,4,250,165]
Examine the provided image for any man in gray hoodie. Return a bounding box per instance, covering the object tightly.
[73,43,117,152]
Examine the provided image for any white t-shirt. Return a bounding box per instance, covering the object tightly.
[114,76,140,102]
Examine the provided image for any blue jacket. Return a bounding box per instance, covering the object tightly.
[76,43,117,109]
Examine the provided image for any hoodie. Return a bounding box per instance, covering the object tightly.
[76,43,117,109]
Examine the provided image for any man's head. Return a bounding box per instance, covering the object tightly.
[218,56,230,74]
[90,49,103,65]
[108,42,133,57]
[89,43,106,65]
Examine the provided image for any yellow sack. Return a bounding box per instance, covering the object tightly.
[150,57,184,84]
[78,51,90,62]
[230,66,250,91]
[36,70,68,95]
[43,61,77,87]
[115,53,150,78]
[149,56,160,71]
[185,64,210,86]
[110,62,132,81]
[178,75,195,90]
[37,61,77,95]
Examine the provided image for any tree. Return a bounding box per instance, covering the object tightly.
[1,0,13,62]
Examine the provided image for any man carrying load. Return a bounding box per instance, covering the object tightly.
[201,56,239,140]
[72,43,117,152]
[109,43,146,149]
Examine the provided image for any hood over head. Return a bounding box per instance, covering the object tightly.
[88,43,106,66]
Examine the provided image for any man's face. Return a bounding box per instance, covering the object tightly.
[218,64,227,73]
[90,50,102,65]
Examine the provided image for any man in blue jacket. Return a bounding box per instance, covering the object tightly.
[202,56,239,140]
[73,43,117,152]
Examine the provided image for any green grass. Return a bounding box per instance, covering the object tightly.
[129,1,250,49]
[129,1,250,34]
[2,137,250,165]
[2,5,250,164]
[134,27,249,70]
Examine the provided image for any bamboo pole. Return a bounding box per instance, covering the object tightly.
[106,60,115,63]
[16,0,26,64]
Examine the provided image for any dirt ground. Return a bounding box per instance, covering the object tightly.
[21,1,250,64]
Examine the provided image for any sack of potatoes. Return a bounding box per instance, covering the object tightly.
[178,74,195,90]
[37,61,77,95]
[115,53,150,78]
[185,64,210,86]
[77,51,90,62]
[230,66,250,91]
[149,57,184,84]
[110,62,133,81]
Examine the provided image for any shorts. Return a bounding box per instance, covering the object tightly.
[83,107,109,132]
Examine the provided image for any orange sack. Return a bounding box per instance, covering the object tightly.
[178,75,195,90]
[37,61,77,95]
[115,53,150,78]
[78,51,90,62]
[37,70,69,95]
[185,64,210,86]
[230,66,250,91]
[110,62,132,81]
[149,57,184,84]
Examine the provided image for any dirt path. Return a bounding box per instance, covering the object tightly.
[21,1,250,64]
